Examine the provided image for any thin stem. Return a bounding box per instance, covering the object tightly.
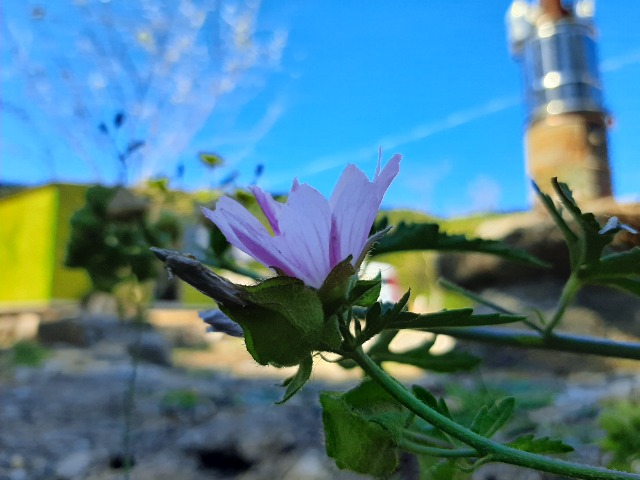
[399,439,478,458]
[430,327,640,361]
[403,429,452,449]
[544,273,582,336]
[122,323,141,480]
[348,346,639,480]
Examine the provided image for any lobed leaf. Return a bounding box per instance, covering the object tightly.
[370,221,548,268]
[320,380,410,477]
[469,397,515,438]
[507,434,574,454]
[374,345,480,373]
[387,308,526,330]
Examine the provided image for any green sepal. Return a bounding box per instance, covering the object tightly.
[349,271,382,307]
[320,379,410,477]
[221,276,324,367]
[318,257,356,315]
[276,355,313,404]
[469,397,515,438]
[506,434,574,454]
[318,314,343,351]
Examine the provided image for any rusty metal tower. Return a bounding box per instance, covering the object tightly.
[507,0,613,204]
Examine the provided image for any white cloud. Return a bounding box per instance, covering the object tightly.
[600,48,640,73]
[467,175,502,213]
[283,95,520,186]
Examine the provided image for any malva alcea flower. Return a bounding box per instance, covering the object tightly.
[202,150,401,289]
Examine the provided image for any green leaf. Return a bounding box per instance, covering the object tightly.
[320,380,409,477]
[412,385,438,409]
[554,180,611,265]
[532,181,579,255]
[507,434,574,454]
[349,271,382,307]
[356,302,385,346]
[221,276,324,367]
[591,277,640,297]
[387,308,525,330]
[469,397,515,438]
[587,247,640,278]
[381,289,412,324]
[412,385,454,420]
[370,221,548,268]
[418,458,461,480]
[276,355,313,404]
[374,344,480,373]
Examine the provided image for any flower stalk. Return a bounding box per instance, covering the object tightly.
[346,346,640,480]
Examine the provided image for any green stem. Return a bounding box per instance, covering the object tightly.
[348,346,639,480]
[403,429,453,449]
[399,439,478,458]
[429,327,640,360]
[544,273,582,336]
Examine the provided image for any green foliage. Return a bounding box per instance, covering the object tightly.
[160,389,200,411]
[534,179,640,297]
[348,271,382,308]
[469,397,515,438]
[11,340,50,367]
[221,276,329,367]
[386,308,525,330]
[506,434,574,454]
[321,379,410,477]
[317,257,356,315]
[418,457,466,480]
[370,218,548,268]
[599,400,640,471]
[65,186,181,293]
[277,355,313,404]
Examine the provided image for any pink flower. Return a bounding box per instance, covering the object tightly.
[202,150,401,289]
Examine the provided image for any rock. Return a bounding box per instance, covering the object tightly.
[282,449,333,480]
[178,408,299,465]
[38,318,103,347]
[437,201,640,289]
[127,331,172,367]
[437,212,570,289]
[54,450,92,479]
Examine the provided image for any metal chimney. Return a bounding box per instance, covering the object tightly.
[507,0,613,203]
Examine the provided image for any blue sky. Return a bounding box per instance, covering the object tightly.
[2,1,639,216]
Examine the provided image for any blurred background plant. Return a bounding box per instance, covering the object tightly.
[599,399,640,472]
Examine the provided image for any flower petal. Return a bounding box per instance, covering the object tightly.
[250,186,283,235]
[329,154,401,268]
[202,199,289,273]
[275,183,332,288]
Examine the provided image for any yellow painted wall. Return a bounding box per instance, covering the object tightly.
[0,183,222,307]
[0,186,57,304]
